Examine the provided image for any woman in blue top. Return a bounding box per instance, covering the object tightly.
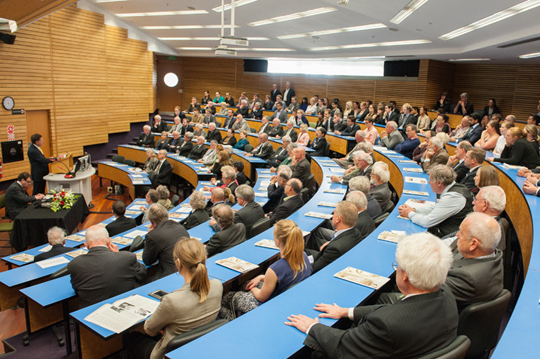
[219,219,311,320]
[234,130,249,151]
[299,97,309,112]
[213,91,224,104]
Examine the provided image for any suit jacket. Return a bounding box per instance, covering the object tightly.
[105,215,137,237]
[34,244,72,262]
[235,107,250,117]
[452,160,469,183]
[445,250,503,311]
[201,149,217,166]
[188,144,207,160]
[282,128,298,143]
[270,110,289,123]
[234,201,265,238]
[203,115,216,124]
[282,88,296,105]
[304,287,458,359]
[5,181,35,220]
[178,141,193,157]
[270,89,281,102]
[191,114,204,124]
[311,227,362,273]
[206,222,246,257]
[258,123,272,135]
[153,160,173,186]
[207,129,223,144]
[369,183,393,213]
[251,108,263,119]
[151,122,167,133]
[263,184,284,213]
[68,246,146,308]
[291,158,311,186]
[381,131,404,150]
[168,124,182,133]
[222,116,235,129]
[354,210,376,240]
[179,124,194,136]
[459,124,482,146]
[168,138,183,153]
[144,220,189,280]
[269,194,304,225]
[252,142,275,160]
[184,209,210,230]
[232,120,250,132]
[268,146,288,164]
[269,125,284,138]
[422,148,450,172]
[27,144,53,182]
[137,133,155,147]
[331,120,348,133]
[460,166,480,192]
[340,123,360,137]
[366,194,383,219]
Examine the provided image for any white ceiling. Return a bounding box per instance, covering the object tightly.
[88,0,540,64]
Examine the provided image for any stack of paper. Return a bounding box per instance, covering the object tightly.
[176,207,192,214]
[305,211,333,219]
[399,160,417,164]
[378,231,406,243]
[66,249,88,258]
[125,210,140,215]
[36,257,70,269]
[334,267,390,289]
[10,253,34,263]
[330,168,345,173]
[255,192,268,197]
[216,257,259,273]
[255,239,279,250]
[404,177,427,184]
[135,251,143,261]
[111,237,133,245]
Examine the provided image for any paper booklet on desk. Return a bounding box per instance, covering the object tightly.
[404,198,435,210]
[132,200,147,205]
[124,230,148,239]
[399,160,417,163]
[66,249,88,258]
[502,163,525,170]
[175,207,191,213]
[169,213,188,219]
[216,257,259,273]
[305,211,333,219]
[125,210,140,215]
[66,234,85,242]
[181,203,192,208]
[324,188,346,194]
[84,294,159,334]
[402,189,429,196]
[330,168,345,173]
[318,202,338,207]
[36,256,69,269]
[378,231,406,243]
[334,267,390,290]
[111,237,133,246]
[255,239,279,250]
[255,192,268,197]
[403,167,423,173]
[258,174,272,178]
[404,176,427,184]
[10,253,34,263]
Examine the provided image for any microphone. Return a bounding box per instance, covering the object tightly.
[56,161,74,178]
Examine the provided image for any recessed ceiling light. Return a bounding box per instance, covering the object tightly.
[448,58,491,61]
[117,10,208,17]
[161,37,269,41]
[93,0,130,3]
[390,0,429,24]
[277,23,386,40]
[213,0,258,12]
[248,7,337,27]
[142,25,239,30]
[178,47,214,51]
[440,0,540,40]
[519,52,540,59]
[177,47,294,52]
[308,39,430,51]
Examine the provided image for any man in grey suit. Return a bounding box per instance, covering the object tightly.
[369,162,393,213]
[268,118,284,138]
[68,225,147,308]
[233,185,265,238]
[280,119,298,142]
[268,178,304,225]
[269,102,288,123]
[330,151,373,186]
[245,133,275,160]
[266,136,291,168]
[188,136,208,161]
[334,130,367,169]
[5,172,44,220]
[290,147,311,186]
[257,116,272,135]
[380,121,404,150]
[231,114,250,132]
[206,204,246,257]
[287,232,458,359]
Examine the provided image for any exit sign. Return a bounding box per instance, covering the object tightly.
[167,56,177,60]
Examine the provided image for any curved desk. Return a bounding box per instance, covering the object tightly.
[97,161,152,199]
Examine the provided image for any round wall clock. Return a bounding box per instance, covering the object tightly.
[2,96,14,110]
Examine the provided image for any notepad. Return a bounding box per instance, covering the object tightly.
[386,155,402,158]
[39,245,52,252]
[502,163,524,170]
[404,177,427,184]
[402,190,429,196]
[323,189,346,194]
[378,231,406,244]
[132,200,147,205]
[10,253,34,263]
[318,202,338,207]
[36,256,69,269]
[403,167,423,173]
[124,230,148,239]
[66,249,88,258]
[169,213,189,219]
[324,163,340,167]
[133,181,145,184]
[259,170,272,174]
[399,160,417,164]
[125,210,141,215]
[334,267,390,290]
[66,234,86,242]
[305,211,333,219]
[216,257,259,273]
[111,237,133,245]
[255,239,279,250]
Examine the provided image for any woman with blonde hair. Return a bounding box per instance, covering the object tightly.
[296,124,310,147]
[343,101,353,119]
[222,186,236,205]
[474,166,500,189]
[489,127,540,169]
[125,237,222,359]
[219,219,311,320]
[524,124,540,154]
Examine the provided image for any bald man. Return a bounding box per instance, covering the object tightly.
[290,147,311,186]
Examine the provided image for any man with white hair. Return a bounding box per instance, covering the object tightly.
[421,136,449,172]
[245,133,274,160]
[267,135,291,168]
[168,116,182,133]
[137,125,154,147]
[290,147,311,186]
[453,92,474,116]
[67,225,147,308]
[188,136,207,160]
[282,81,295,106]
[331,151,373,185]
[206,122,222,143]
[232,114,250,132]
[235,99,250,117]
[168,131,182,153]
[369,162,393,213]
[34,226,71,261]
[380,121,404,150]
[279,119,298,142]
[398,165,474,237]
[349,176,382,219]
[270,83,281,103]
[151,114,166,133]
[230,185,264,238]
[334,130,367,169]
[149,150,172,186]
[258,116,271,135]
[287,232,458,359]
[446,141,472,183]
[199,140,218,166]
[268,118,284,138]
[178,132,194,156]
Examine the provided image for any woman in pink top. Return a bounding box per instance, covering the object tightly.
[296,124,310,147]
[364,117,379,145]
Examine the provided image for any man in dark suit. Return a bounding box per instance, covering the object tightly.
[149,150,172,187]
[383,103,400,124]
[34,226,72,262]
[287,233,458,359]
[137,125,155,148]
[178,132,194,156]
[179,118,194,136]
[232,185,264,238]
[290,147,311,186]
[67,225,147,308]
[458,113,482,146]
[5,172,44,220]
[282,81,295,106]
[258,116,272,135]
[268,118,284,138]
[222,109,236,129]
[268,178,304,225]
[281,120,298,142]
[245,133,275,160]
[235,100,250,117]
[269,102,288,123]
[446,141,472,183]
[205,187,227,216]
[28,133,62,195]
[334,116,360,137]
[369,162,393,213]
[151,115,167,133]
[188,136,207,161]
[206,122,222,144]
[206,204,246,257]
[266,137,291,168]
[311,128,328,156]
[330,112,348,133]
[167,131,182,153]
[270,83,281,103]
[263,169,290,214]
[460,148,485,193]
[105,200,137,237]
[143,204,189,281]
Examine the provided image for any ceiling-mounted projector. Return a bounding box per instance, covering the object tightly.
[215,47,237,56]
[220,36,248,47]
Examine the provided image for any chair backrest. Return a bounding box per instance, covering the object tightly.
[324,142,331,157]
[300,187,310,203]
[244,144,254,153]
[171,194,180,207]
[112,155,125,164]
[129,235,145,252]
[50,265,70,280]
[309,122,316,129]
[124,159,135,167]
[165,319,228,353]
[250,127,256,133]
[457,289,511,358]
[0,194,5,210]
[250,217,272,238]
[374,212,390,227]
[417,335,471,359]
[497,217,509,252]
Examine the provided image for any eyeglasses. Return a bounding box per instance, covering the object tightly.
[392,261,398,271]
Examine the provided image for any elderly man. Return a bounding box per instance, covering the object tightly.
[421,136,449,172]
[149,150,172,187]
[380,121,404,150]
[270,83,281,102]
[137,125,154,147]
[268,178,304,225]
[450,116,471,142]
[258,116,271,135]
[369,162,393,213]
[268,118,284,138]
[279,119,298,142]
[460,148,485,192]
[206,204,246,257]
[453,92,474,116]
[178,132,194,156]
[349,176,382,219]
[105,200,137,237]
[394,124,420,159]
[168,131,182,153]
[5,172,45,220]
[188,136,207,161]
[151,115,166,133]
[398,165,473,237]
[140,189,159,223]
[287,233,458,359]
[245,133,274,160]
[331,151,373,185]
[68,225,147,308]
[205,187,227,215]
[235,99,250,117]
[206,122,222,143]
[168,116,182,133]
[204,100,216,115]
[269,101,288,123]
[143,204,189,281]
[282,81,295,106]
[290,147,311,186]
[267,135,291,168]
[263,167,291,213]
[251,101,263,119]
[334,116,360,137]
[199,140,218,166]
[232,185,264,237]
[287,96,299,112]
[34,226,72,262]
[334,130,367,169]
[446,141,472,182]
[232,114,250,132]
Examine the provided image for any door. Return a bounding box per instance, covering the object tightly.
[25,110,51,157]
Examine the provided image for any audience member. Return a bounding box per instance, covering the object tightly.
[168,131,182,153]
[264,167,291,213]
[434,91,451,112]
[459,113,482,145]
[140,189,159,223]
[296,124,310,146]
[267,136,291,168]
[156,185,173,210]
[524,124,540,154]
[311,127,328,156]
[206,122,222,144]
[232,114,250,132]
[202,108,216,124]
[282,81,295,106]
[489,127,540,169]
[183,191,210,230]
[394,124,420,159]
[474,166,500,190]
[151,115,166,133]
[349,176,383,219]
[34,226,71,262]
[177,132,194,156]
[270,102,288,123]
[258,116,272,135]
[179,118,194,136]
[268,178,304,225]
[230,185,265,238]
[369,162,393,213]
[380,121,404,150]
[199,140,218,166]
[137,125,154,147]
[446,141,472,183]
[222,128,237,147]
[207,204,246,257]
[290,147,311,186]
[187,97,201,113]
[5,172,44,220]
[105,200,137,237]
[268,118,284,138]
[416,106,431,130]
[205,187,226,215]
[155,132,170,151]
[475,120,500,150]
[270,83,281,103]
[188,136,207,161]
[421,136,449,172]
[334,130,367,169]
[334,116,360,137]
[331,151,373,185]
[168,116,182,133]
[149,150,172,186]
[453,92,474,115]
[209,150,232,181]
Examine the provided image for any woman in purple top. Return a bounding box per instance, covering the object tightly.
[219,219,311,320]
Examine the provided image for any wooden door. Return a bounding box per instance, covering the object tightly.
[25,110,51,157]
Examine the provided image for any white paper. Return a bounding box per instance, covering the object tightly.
[255,192,268,197]
[318,202,338,207]
[111,237,133,245]
[305,211,333,219]
[259,170,272,174]
[124,230,148,239]
[403,167,423,173]
[36,256,70,269]
[324,163,339,167]
[404,176,427,184]
[176,208,192,213]
[402,190,429,196]
[199,181,213,185]
[399,160,417,163]
[302,230,310,237]
[330,168,345,173]
[132,200,147,205]
[334,267,390,289]
[257,175,272,178]
[318,160,335,163]
[130,175,143,178]
[39,245,52,252]
[169,213,188,219]
[255,239,279,250]
[66,234,86,242]
[324,189,346,194]
[133,181,145,184]
[66,249,88,258]
[215,257,259,273]
[260,181,271,186]
[10,253,34,263]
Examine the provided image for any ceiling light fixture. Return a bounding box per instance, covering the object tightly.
[142,25,239,30]
[177,47,294,52]
[390,0,429,24]
[117,10,208,17]
[160,37,269,41]
[248,7,337,27]
[93,0,130,3]
[440,0,540,40]
[277,23,386,40]
[308,39,430,51]
[213,0,258,12]
[448,58,491,61]
[519,52,540,59]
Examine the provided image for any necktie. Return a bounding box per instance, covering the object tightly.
[155,161,163,173]
[37,146,44,155]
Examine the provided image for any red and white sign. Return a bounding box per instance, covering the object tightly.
[7,125,14,141]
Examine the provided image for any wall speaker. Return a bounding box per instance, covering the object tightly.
[0,32,16,45]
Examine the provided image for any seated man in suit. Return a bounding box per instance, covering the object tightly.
[245,133,275,160]
[279,119,298,142]
[334,130,367,169]
[235,99,250,117]
[251,102,263,119]
[168,131,182,153]
[269,101,288,123]
[258,116,272,135]
[305,201,361,273]
[168,116,182,133]
[105,200,137,237]
[330,112,347,133]
[232,114,250,132]
[179,118,194,136]
[334,115,360,137]
[331,151,373,185]
[137,125,154,148]
[380,121,404,150]
[206,122,222,144]
[263,167,291,214]
[268,118,284,138]
[310,127,328,156]
[398,165,474,237]
[183,191,210,230]
[290,147,311,186]
[233,185,264,238]
[67,225,147,308]
[287,232,458,359]
[349,176,382,219]
[34,226,72,262]
[267,135,291,168]
[178,132,194,157]
[268,178,304,225]
[140,189,159,224]
[232,161,248,185]
[206,204,246,257]
[199,140,218,166]
[458,113,482,146]
[151,114,167,133]
[205,187,226,215]
[143,204,189,281]
[421,136,449,172]
[446,141,472,183]
[222,109,236,129]
[5,172,44,220]
[149,150,173,187]
[460,148,486,193]
[202,108,216,124]
[369,162,393,213]
[188,136,207,161]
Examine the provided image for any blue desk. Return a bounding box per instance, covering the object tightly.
[97,161,151,199]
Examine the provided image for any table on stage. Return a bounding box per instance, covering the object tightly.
[10,196,90,252]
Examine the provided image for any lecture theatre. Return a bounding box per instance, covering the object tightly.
[1,0,540,358]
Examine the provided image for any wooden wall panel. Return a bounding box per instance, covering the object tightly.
[512,65,540,121]
[0,4,155,181]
